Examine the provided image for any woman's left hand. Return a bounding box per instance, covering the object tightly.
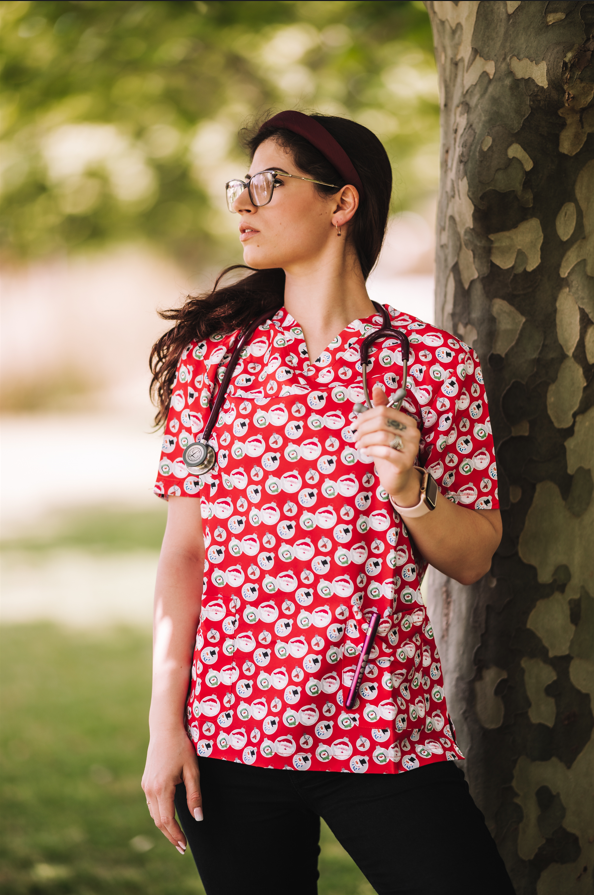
[352,385,503,585]
[351,385,422,506]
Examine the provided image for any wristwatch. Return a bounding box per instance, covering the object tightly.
[389,467,438,518]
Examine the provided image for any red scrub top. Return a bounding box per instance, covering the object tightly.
[154,304,499,774]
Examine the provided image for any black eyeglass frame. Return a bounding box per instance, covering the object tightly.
[225,169,340,213]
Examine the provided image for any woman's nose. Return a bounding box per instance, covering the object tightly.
[233,184,255,214]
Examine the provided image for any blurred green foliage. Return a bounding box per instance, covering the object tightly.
[0,0,438,264]
[0,624,374,894]
[0,505,167,553]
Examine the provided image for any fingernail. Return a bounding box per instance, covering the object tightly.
[176,844,186,855]
[194,807,204,822]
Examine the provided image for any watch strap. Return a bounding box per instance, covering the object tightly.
[389,467,437,518]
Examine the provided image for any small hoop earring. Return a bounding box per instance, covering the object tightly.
[335,223,342,237]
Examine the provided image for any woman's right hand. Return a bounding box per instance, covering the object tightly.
[141,728,203,854]
[144,496,206,852]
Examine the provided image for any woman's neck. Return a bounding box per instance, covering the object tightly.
[282,252,375,362]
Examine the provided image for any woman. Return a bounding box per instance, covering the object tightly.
[143,111,515,895]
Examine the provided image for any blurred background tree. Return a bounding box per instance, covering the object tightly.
[0,0,439,268]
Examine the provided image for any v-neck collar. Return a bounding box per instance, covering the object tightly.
[270,304,394,367]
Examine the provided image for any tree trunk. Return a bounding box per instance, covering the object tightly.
[423,2,594,893]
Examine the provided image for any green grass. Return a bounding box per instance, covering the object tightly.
[1,507,168,555]
[0,624,375,895]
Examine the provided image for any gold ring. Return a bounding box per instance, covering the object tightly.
[390,435,404,452]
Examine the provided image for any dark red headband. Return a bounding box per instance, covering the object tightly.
[259,110,365,200]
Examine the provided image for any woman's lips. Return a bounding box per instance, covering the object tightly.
[240,227,259,242]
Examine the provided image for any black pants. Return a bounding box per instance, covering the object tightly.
[175,758,515,895]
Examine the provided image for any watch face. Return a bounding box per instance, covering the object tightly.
[425,473,438,510]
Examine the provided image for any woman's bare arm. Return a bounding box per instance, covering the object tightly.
[352,386,502,585]
[142,496,205,854]
[392,489,501,585]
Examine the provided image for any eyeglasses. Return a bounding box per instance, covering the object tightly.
[225,169,339,213]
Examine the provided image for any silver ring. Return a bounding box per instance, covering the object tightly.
[387,418,406,432]
[390,435,404,452]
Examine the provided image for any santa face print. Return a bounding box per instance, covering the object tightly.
[156,305,495,774]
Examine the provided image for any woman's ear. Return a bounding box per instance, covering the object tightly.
[332,184,359,228]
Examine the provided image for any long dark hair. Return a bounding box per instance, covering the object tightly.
[150,113,393,427]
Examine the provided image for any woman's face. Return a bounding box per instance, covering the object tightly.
[234,138,337,272]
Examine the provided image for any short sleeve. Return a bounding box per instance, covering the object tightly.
[154,340,214,500]
[418,347,499,511]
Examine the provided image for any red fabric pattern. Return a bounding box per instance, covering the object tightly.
[154,305,499,774]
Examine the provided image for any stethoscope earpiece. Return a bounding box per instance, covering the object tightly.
[183,440,217,475]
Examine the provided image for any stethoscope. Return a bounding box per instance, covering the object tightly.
[183,301,409,709]
[182,300,410,476]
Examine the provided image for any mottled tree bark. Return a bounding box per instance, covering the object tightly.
[424,2,594,893]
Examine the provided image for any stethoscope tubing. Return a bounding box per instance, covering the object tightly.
[202,308,277,445]
[183,301,410,465]
[182,307,274,473]
[359,302,409,412]
[182,301,410,705]
[195,300,409,448]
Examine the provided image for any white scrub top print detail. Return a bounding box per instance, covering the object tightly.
[155,304,499,774]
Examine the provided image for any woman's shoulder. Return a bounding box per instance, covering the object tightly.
[179,329,242,368]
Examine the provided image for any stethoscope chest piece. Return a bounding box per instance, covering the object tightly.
[183,440,216,475]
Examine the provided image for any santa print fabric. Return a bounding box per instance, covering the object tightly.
[154,304,499,775]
